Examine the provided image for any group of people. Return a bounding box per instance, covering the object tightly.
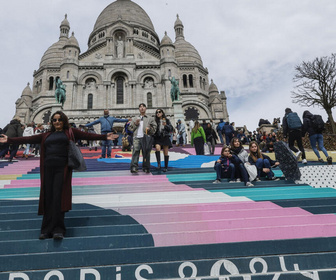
[213,138,280,186]
[0,119,46,161]
[0,105,333,242]
[283,108,332,164]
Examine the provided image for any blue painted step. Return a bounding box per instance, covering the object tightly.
[0,215,139,230]
[0,234,154,255]
[0,224,149,241]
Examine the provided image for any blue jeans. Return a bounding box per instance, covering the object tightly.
[214,162,235,181]
[234,162,250,184]
[309,134,329,159]
[177,132,186,145]
[217,132,224,144]
[255,158,274,179]
[101,139,112,158]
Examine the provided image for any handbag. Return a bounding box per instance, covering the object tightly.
[68,128,87,171]
[204,143,210,155]
[244,162,257,181]
[122,135,129,148]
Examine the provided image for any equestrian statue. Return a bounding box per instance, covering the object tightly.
[169,76,180,102]
[55,79,66,108]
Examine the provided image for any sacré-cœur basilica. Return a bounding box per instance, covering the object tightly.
[15,0,229,131]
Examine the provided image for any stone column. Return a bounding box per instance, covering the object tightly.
[172,100,184,127]
[51,103,63,115]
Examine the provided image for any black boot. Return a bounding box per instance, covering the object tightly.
[155,151,161,170]
[163,155,169,172]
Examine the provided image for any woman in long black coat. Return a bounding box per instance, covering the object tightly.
[0,111,117,240]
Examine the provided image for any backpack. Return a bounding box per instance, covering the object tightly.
[311,114,325,133]
[286,112,302,130]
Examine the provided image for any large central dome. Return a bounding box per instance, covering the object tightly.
[93,0,156,34]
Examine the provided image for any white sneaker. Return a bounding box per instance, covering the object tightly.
[246,182,254,187]
[236,178,241,183]
[213,179,221,184]
[295,151,302,160]
[302,159,307,164]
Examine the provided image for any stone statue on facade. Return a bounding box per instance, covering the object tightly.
[55,79,66,108]
[169,76,180,102]
[116,36,124,58]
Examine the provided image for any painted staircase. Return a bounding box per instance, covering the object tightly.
[1,147,336,279]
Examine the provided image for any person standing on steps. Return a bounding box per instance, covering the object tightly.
[0,111,117,240]
[128,103,157,174]
[302,110,332,164]
[85,109,128,159]
[282,108,307,164]
[153,108,173,172]
[0,117,23,161]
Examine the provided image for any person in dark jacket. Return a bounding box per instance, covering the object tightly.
[222,121,234,146]
[0,111,117,240]
[282,108,307,164]
[213,146,236,184]
[153,108,173,172]
[302,110,332,164]
[0,118,23,161]
[248,141,280,181]
[205,123,218,155]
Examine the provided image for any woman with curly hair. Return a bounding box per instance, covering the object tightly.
[0,111,117,240]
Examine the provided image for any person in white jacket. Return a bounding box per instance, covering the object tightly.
[23,124,34,159]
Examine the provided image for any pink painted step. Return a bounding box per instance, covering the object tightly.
[152,223,336,246]
[113,201,283,215]
[76,185,194,194]
[4,175,170,188]
[143,213,336,234]
[128,207,310,224]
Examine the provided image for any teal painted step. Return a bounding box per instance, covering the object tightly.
[166,170,283,182]
[1,237,336,274]
[0,234,154,255]
[0,202,100,214]
[0,224,149,241]
[211,186,336,201]
[0,215,139,231]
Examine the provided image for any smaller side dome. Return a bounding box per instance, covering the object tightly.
[22,83,33,96]
[65,32,80,50]
[209,79,219,95]
[160,31,173,46]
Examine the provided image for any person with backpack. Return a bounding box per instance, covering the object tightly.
[302,110,332,164]
[282,108,307,164]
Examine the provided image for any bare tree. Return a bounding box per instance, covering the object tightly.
[292,53,336,134]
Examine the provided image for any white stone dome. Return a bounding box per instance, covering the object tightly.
[39,38,67,68]
[89,0,158,45]
[174,39,203,66]
[160,31,173,46]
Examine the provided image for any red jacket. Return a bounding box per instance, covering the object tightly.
[8,128,107,215]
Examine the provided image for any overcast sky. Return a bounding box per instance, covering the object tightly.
[1,0,336,131]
